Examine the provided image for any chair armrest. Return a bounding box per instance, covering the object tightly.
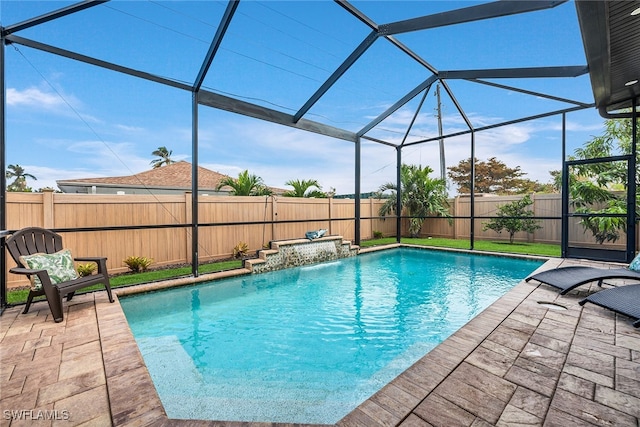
[9,267,55,290]
[10,266,47,276]
[74,257,107,262]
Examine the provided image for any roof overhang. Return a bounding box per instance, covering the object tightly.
[575,0,640,117]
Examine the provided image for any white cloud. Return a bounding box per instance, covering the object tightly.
[6,87,67,109]
[549,119,604,133]
[200,163,244,177]
[115,124,146,133]
[11,100,603,197]
[191,111,573,194]
[67,140,151,173]
[24,165,92,191]
[6,86,104,125]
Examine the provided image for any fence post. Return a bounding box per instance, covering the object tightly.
[369,198,374,239]
[453,196,459,240]
[185,191,192,263]
[43,189,54,229]
[328,197,333,236]
[272,196,278,242]
[529,193,535,243]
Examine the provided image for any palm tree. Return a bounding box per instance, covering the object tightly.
[283,179,326,198]
[150,146,175,169]
[216,170,272,196]
[6,164,37,192]
[377,164,450,237]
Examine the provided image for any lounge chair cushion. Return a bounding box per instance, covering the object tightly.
[628,252,640,272]
[20,249,79,290]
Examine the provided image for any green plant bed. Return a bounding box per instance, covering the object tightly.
[361,237,560,257]
[110,259,243,287]
[6,259,244,306]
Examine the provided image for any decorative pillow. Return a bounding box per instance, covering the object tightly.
[629,252,640,272]
[20,249,79,290]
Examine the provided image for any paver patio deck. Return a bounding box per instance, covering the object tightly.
[1,256,639,426]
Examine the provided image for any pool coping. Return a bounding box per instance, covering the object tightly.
[109,245,549,425]
[107,246,548,425]
[104,246,634,426]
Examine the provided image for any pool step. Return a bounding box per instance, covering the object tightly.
[245,235,358,274]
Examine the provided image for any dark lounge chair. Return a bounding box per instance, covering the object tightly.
[525,265,640,295]
[6,227,114,322]
[579,284,640,328]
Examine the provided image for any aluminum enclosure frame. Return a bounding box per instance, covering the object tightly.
[1,0,626,309]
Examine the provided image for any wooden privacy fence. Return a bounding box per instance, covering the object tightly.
[421,193,632,251]
[3,192,393,288]
[3,191,633,289]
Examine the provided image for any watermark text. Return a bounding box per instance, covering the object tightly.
[3,409,70,421]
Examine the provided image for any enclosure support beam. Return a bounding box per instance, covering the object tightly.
[470,130,475,250]
[293,30,379,123]
[468,78,592,107]
[189,0,240,277]
[2,1,108,36]
[0,29,7,310]
[396,147,402,243]
[627,98,637,261]
[334,0,378,31]
[335,1,438,75]
[354,137,361,245]
[4,33,359,144]
[191,93,199,278]
[379,1,567,35]
[5,35,192,91]
[193,0,239,91]
[358,75,438,138]
[198,90,358,142]
[400,88,429,146]
[561,113,568,258]
[438,79,476,249]
[404,104,593,146]
[440,66,588,80]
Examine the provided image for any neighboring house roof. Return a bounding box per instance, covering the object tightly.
[56,161,285,195]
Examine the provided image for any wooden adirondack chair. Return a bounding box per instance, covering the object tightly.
[6,227,113,322]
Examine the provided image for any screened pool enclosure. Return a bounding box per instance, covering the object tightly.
[1,0,639,308]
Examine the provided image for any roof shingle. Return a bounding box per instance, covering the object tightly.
[57,161,231,190]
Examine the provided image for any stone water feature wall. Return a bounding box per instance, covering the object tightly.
[244,235,359,274]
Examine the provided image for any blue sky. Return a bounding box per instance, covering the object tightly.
[2,1,606,195]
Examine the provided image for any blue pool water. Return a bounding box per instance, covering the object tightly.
[120,248,541,423]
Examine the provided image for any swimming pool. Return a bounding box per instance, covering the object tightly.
[120,248,542,424]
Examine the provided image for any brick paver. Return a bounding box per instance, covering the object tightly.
[1,258,639,426]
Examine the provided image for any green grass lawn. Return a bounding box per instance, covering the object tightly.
[7,238,558,306]
[360,236,561,257]
[6,259,243,305]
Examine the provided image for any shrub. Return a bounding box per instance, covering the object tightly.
[76,263,97,277]
[123,256,153,272]
[233,242,249,259]
[483,195,541,244]
[373,230,384,239]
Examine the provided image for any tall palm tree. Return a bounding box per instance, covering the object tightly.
[377,164,450,237]
[216,170,272,196]
[6,164,37,192]
[150,146,175,169]
[283,179,326,198]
